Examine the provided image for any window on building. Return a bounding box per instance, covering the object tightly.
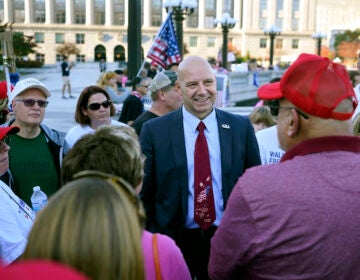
[189,36,198,47]
[56,54,63,62]
[36,53,45,63]
[35,32,45,43]
[76,33,85,44]
[259,18,267,30]
[260,38,267,48]
[292,39,299,49]
[113,0,125,25]
[13,0,25,23]
[76,54,86,62]
[204,0,216,28]
[292,0,300,31]
[187,6,198,28]
[94,0,105,25]
[151,0,162,26]
[275,38,283,49]
[207,37,215,47]
[55,33,65,44]
[55,0,65,23]
[75,0,86,24]
[259,0,268,30]
[222,0,234,17]
[34,0,45,23]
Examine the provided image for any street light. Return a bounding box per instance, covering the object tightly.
[312,32,326,56]
[264,25,281,70]
[163,0,197,57]
[214,13,237,71]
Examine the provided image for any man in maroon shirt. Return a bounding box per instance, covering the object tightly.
[209,53,360,279]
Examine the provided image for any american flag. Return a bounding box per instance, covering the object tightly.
[147,13,182,69]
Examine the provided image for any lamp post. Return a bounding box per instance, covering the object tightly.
[312,32,326,56]
[214,13,236,71]
[264,25,281,70]
[163,0,197,57]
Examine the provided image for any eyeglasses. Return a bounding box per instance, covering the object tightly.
[72,170,139,210]
[268,100,309,119]
[15,99,49,108]
[87,100,112,111]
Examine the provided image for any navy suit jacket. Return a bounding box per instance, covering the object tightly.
[139,107,260,241]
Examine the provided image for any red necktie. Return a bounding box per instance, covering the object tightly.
[194,121,215,229]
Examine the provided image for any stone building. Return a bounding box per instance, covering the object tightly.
[0,0,359,66]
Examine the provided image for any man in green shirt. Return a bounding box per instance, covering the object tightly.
[3,78,65,205]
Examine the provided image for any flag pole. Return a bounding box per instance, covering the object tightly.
[136,12,173,77]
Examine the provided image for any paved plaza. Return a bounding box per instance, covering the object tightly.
[21,62,252,134]
[22,62,120,132]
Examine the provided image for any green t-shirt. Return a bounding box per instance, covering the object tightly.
[8,132,58,206]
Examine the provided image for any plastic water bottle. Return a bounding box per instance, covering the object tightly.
[31,186,48,214]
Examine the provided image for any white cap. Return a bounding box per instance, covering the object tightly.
[9,78,51,107]
[148,70,177,94]
[33,186,41,191]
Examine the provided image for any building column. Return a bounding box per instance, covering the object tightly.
[65,0,74,24]
[216,0,223,19]
[24,0,33,24]
[233,0,241,29]
[105,0,113,26]
[86,0,94,25]
[283,0,292,32]
[3,0,12,23]
[45,0,54,24]
[143,0,150,27]
[124,0,129,27]
[198,0,204,29]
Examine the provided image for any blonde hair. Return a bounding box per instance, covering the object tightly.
[22,176,144,280]
[249,106,277,127]
[97,71,117,88]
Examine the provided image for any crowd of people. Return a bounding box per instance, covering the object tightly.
[1,52,360,280]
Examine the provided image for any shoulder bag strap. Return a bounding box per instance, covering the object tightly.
[152,233,162,280]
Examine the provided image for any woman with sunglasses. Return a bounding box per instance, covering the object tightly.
[63,85,127,154]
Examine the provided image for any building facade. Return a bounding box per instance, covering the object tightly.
[0,0,359,66]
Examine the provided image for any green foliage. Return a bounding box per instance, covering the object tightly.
[334,29,360,50]
[12,32,38,57]
[15,60,44,68]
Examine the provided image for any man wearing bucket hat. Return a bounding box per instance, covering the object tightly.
[0,125,35,265]
[2,78,65,207]
[209,53,360,279]
[132,70,182,135]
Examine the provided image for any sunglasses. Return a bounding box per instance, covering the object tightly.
[15,99,49,108]
[87,100,112,111]
[268,100,309,119]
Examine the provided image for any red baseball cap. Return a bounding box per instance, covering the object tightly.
[0,126,19,140]
[0,260,88,280]
[258,53,357,120]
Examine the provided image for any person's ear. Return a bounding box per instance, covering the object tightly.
[287,109,300,137]
[158,90,166,101]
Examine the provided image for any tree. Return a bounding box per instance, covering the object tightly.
[12,32,37,59]
[334,29,360,51]
[56,42,80,57]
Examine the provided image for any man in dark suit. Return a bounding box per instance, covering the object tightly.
[140,56,261,280]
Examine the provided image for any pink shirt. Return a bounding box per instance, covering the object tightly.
[142,230,191,280]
